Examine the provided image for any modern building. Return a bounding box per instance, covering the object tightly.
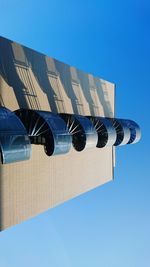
[0,36,141,231]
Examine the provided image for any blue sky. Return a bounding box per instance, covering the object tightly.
[0,0,150,266]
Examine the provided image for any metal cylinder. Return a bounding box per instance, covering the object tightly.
[107,118,131,146]
[60,113,98,151]
[0,107,31,164]
[88,116,117,147]
[15,109,72,156]
[120,119,141,144]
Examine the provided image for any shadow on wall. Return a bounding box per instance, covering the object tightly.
[23,47,59,112]
[0,39,40,109]
[95,78,114,117]
[54,60,82,114]
[0,69,5,107]
[0,37,113,117]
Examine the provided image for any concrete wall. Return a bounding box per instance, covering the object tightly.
[0,36,115,230]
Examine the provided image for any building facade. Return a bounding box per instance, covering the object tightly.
[0,37,140,231]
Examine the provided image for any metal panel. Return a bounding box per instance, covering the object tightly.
[107,118,131,146]
[88,116,117,147]
[60,114,98,151]
[0,107,31,164]
[120,119,141,144]
[15,109,71,156]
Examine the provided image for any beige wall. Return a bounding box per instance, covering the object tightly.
[0,37,115,230]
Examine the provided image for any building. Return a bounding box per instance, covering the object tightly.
[0,36,141,231]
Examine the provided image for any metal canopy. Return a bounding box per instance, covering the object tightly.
[88,116,117,148]
[0,107,141,164]
[59,113,98,151]
[107,118,141,146]
[15,109,72,156]
[107,118,131,146]
[0,107,31,164]
[120,119,141,144]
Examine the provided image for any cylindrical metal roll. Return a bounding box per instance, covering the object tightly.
[120,119,141,144]
[0,107,31,164]
[60,113,98,151]
[107,118,131,146]
[15,109,71,156]
[88,116,117,147]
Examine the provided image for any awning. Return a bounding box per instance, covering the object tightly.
[0,107,31,164]
[59,113,98,151]
[15,109,72,156]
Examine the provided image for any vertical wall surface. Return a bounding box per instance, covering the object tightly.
[0,36,115,230]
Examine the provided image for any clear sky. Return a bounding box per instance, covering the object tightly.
[0,0,150,266]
